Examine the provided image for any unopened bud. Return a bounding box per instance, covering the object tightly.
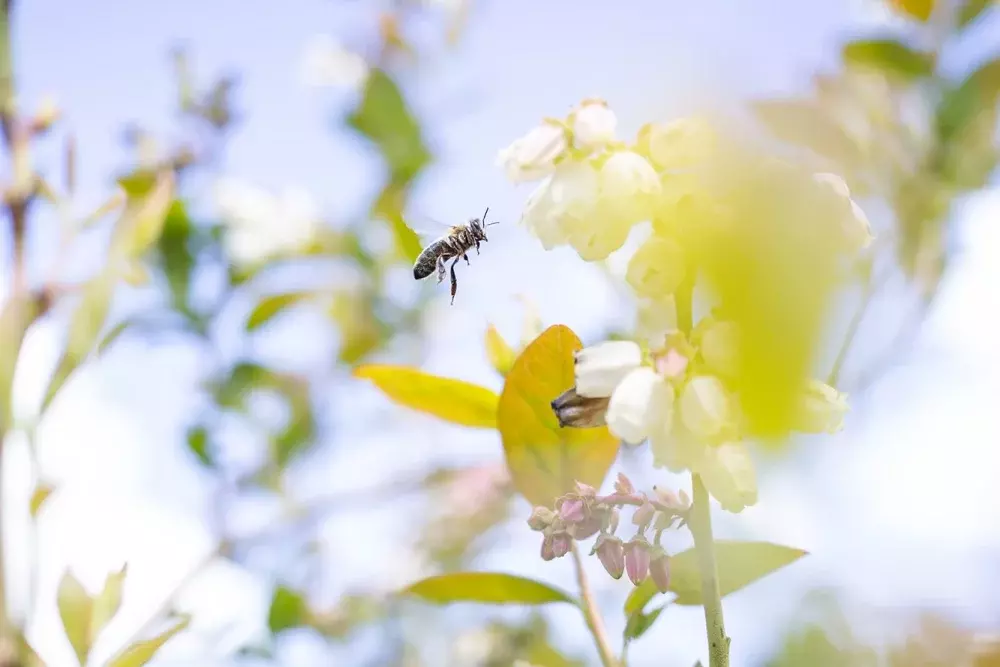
[574,481,597,499]
[632,501,655,528]
[568,515,602,540]
[614,472,635,495]
[624,538,651,585]
[550,532,572,559]
[558,497,587,523]
[653,485,679,508]
[528,506,555,531]
[30,95,61,135]
[648,546,671,593]
[609,508,620,534]
[594,534,625,579]
[541,534,556,561]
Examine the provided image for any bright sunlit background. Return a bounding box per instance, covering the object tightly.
[2,0,999,665]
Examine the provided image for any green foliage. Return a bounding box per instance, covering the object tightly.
[268,585,309,633]
[842,38,937,80]
[185,425,213,467]
[485,323,517,376]
[499,325,619,507]
[29,482,55,517]
[106,614,191,667]
[402,572,575,606]
[57,570,93,665]
[956,0,993,28]
[246,292,315,332]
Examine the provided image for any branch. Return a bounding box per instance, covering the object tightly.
[571,542,619,667]
[689,476,729,667]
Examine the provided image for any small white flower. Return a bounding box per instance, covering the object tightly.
[625,234,686,298]
[793,379,849,434]
[694,440,758,513]
[812,172,874,253]
[635,296,678,348]
[497,120,569,184]
[299,35,369,90]
[641,116,718,171]
[573,340,643,398]
[678,375,733,439]
[605,367,675,445]
[698,319,741,378]
[520,160,600,250]
[569,98,617,151]
[598,150,662,228]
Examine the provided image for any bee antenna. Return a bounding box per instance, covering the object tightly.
[483,207,500,227]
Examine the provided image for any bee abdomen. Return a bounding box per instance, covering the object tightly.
[413,246,438,280]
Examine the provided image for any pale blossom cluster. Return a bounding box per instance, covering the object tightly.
[212,177,321,270]
[298,35,370,91]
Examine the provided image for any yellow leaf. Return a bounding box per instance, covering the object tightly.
[57,570,93,665]
[354,365,499,429]
[29,482,55,518]
[498,325,619,507]
[485,324,516,376]
[890,0,934,21]
[90,563,128,644]
[107,614,191,667]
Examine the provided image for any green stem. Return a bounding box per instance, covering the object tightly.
[689,475,729,667]
[570,542,619,667]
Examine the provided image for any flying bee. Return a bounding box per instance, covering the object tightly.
[412,207,499,305]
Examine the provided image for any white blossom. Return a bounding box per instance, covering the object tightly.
[641,116,718,171]
[569,98,617,151]
[299,35,369,90]
[813,172,874,253]
[573,341,643,398]
[635,296,678,348]
[698,319,740,378]
[520,160,599,250]
[625,234,686,298]
[598,150,662,228]
[497,120,569,184]
[605,367,675,445]
[213,177,320,269]
[678,375,733,439]
[793,379,849,434]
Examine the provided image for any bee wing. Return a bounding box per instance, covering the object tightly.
[404,213,457,243]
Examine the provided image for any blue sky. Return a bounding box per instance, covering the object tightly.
[4,0,1000,665]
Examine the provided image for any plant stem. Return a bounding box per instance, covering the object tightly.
[689,475,729,667]
[570,542,619,667]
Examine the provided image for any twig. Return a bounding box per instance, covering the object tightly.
[689,476,729,667]
[570,542,619,667]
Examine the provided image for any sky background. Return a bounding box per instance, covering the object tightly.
[3,0,1000,665]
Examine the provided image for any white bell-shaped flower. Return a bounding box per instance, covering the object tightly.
[635,297,678,348]
[695,441,758,513]
[812,172,874,253]
[679,375,733,439]
[598,151,662,228]
[521,160,601,251]
[497,120,569,184]
[605,367,675,445]
[569,98,617,151]
[698,319,741,378]
[573,340,642,398]
[641,116,718,171]
[626,234,686,298]
[793,379,849,434]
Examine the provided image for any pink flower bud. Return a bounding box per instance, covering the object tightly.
[558,497,587,523]
[541,534,556,561]
[632,501,656,528]
[574,481,597,499]
[614,472,635,495]
[609,508,621,534]
[551,532,572,558]
[624,538,651,586]
[649,546,671,593]
[594,534,625,579]
[528,506,556,531]
[569,515,601,540]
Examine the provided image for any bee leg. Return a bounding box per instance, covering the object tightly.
[436,256,446,284]
[449,256,461,305]
[463,253,470,266]
[475,241,480,255]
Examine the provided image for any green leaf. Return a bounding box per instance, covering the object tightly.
[156,199,195,314]
[247,292,314,332]
[842,38,936,80]
[624,603,666,642]
[42,270,117,414]
[268,585,309,633]
[186,425,213,467]
[96,320,133,357]
[90,564,128,644]
[0,295,40,430]
[402,573,574,606]
[957,0,993,28]
[498,325,619,507]
[936,57,1000,141]
[113,169,177,259]
[107,613,191,667]
[347,69,431,184]
[29,482,55,518]
[888,0,934,21]
[57,570,94,665]
[371,182,423,262]
[624,540,808,617]
[354,365,499,429]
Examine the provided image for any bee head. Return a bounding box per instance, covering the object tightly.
[474,206,499,242]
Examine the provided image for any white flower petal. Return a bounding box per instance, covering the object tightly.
[643,117,718,171]
[679,375,732,439]
[299,35,369,90]
[699,320,740,378]
[570,99,617,150]
[599,150,661,228]
[574,341,643,398]
[812,172,852,198]
[625,234,686,298]
[635,297,678,349]
[497,121,568,184]
[606,367,674,445]
[793,379,849,434]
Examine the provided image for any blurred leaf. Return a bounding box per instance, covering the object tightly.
[936,57,1000,142]
[57,570,93,665]
[957,0,993,28]
[17,636,45,667]
[0,295,40,430]
[751,100,860,168]
[29,482,55,518]
[42,269,116,416]
[114,169,176,259]
[90,564,127,644]
[402,573,574,605]
[353,365,499,428]
[889,0,935,21]
[107,613,191,667]
[246,292,314,332]
[155,200,195,314]
[372,182,423,262]
[330,291,385,364]
[186,425,213,467]
[624,540,808,616]
[485,324,516,376]
[842,38,936,80]
[624,603,666,642]
[498,325,619,507]
[273,375,315,467]
[96,320,133,357]
[346,69,431,184]
[213,362,270,410]
[268,585,309,634]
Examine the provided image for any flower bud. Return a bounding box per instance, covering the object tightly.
[521,160,601,251]
[550,532,572,559]
[636,296,678,349]
[574,481,597,499]
[569,515,602,540]
[679,375,733,440]
[698,319,741,379]
[551,388,610,428]
[598,150,662,227]
[639,116,718,171]
[497,120,569,184]
[792,379,849,434]
[569,98,617,150]
[812,172,874,254]
[654,347,689,380]
[624,537,651,585]
[652,485,679,508]
[606,367,675,445]
[541,534,556,561]
[614,472,635,495]
[609,507,621,533]
[594,534,625,579]
[632,501,656,528]
[527,506,556,531]
[30,95,61,135]
[626,234,686,299]
[558,497,587,523]
[648,546,671,593]
[573,341,643,398]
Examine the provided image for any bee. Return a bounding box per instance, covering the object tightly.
[412,207,499,305]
